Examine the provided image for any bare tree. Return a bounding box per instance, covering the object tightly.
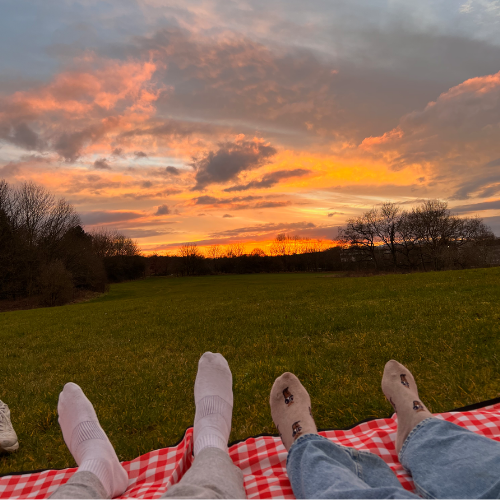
[339,199,494,271]
[177,243,204,275]
[226,242,245,258]
[339,210,379,268]
[206,244,223,260]
[250,248,266,257]
[270,233,295,257]
[89,228,140,258]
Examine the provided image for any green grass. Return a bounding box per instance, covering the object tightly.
[1,268,499,474]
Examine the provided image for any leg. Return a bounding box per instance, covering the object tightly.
[50,471,108,499]
[270,373,417,499]
[287,434,418,499]
[400,418,500,499]
[49,383,128,499]
[162,447,244,499]
[383,360,500,499]
[162,352,245,499]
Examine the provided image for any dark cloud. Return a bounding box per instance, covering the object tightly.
[191,139,277,190]
[141,180,153,188]
[252,201,291,209]
[210,221,317,237]
[120,229,175,238]
[222,214,233,218]
[80,210,144,225]
[451,174,500,200]
[134,151,148,159]
[123,188,182,199]
[190,193,294,210]
[111,147,124,157]
[451,200,500,214]
[194,195,220,205]
[484,158,500,168]
[198,213,206,216]
[7,123,41,150]
[19,153,51,163]
[193,195,262,205]
[224,168,310,192]
[165,166,180,175]
[55,122,112,162]
[0,162,20,177]
[94,158,111,170]
[328,212,345,217]
[155,204,170,215]
[392,199,429,206]
[119,118,219,141]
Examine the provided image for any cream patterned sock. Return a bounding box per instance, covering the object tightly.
[381,360,433,453]
[270,372,317,451]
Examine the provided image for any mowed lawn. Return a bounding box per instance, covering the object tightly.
[1,268,499,474]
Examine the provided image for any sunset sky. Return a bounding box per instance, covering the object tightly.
[1,0,500,254]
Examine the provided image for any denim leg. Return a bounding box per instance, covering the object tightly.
[286,434,418,499]
[400,418,500,499]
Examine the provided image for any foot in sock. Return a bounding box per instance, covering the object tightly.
[193,352,233,455]
[58,383,128,498]
[381,360,433,454]
[270,372,317,451]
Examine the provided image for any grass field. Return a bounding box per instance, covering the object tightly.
[1,268,499,474]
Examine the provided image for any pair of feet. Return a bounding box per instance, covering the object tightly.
[1,354,431,498]
[52,352,233,497]
[271,359,432,452]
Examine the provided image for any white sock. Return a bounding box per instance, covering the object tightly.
[58,383,128,498]
[193,352,233,455]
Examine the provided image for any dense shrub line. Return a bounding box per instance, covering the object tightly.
[148,247,342,277]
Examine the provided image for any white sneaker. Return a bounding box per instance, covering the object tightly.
[0,400,19,453]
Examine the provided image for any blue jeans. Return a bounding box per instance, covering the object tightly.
[287,418,500,499]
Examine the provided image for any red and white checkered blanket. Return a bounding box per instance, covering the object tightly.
[1,401,499,499]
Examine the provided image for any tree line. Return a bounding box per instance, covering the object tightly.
[338,200,496,271]
[1,179,498,306]
[0,180,143,307]
[150,238,339,277]
[153,200,498,276]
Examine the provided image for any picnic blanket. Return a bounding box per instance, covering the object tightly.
[1,398,499,499]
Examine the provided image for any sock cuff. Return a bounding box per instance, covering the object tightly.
[194,432,228,456]
[71,421,107,450]
[78,459,112,497]
[195,395,232,427]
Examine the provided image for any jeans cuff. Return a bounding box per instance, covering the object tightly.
[398,417,435,464]
[286,433,326,468]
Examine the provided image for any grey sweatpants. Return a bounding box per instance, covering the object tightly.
[50,447,246,499]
